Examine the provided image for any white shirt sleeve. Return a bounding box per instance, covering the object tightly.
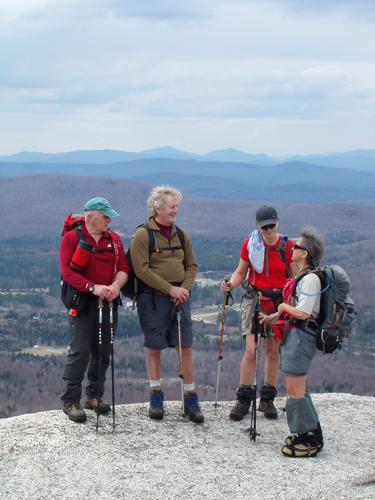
[295,273,321,317]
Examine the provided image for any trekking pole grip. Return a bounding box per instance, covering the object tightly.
[223,277,230,307]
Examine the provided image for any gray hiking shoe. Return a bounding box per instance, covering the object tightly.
[85,398,111,415]
[149,389,165,420]
[229,385,255,421]
[63,403,87,423]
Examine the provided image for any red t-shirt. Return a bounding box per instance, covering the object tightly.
[60,224,130,293]
[240,235,294,289]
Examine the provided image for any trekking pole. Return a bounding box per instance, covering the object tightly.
[214,278,230,413]
[109,300,116,432]
[96,297,104,433]
[176,305,185,417]
[248,291,262,442]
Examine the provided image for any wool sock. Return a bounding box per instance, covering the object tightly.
[149,380,161,390]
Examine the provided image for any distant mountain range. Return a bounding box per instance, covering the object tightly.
[1,146,375,171]
[1,155,375,204]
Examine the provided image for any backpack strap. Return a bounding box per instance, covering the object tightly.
[278,235,289,263]
[141,222,186,255]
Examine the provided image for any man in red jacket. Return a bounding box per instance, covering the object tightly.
[60,197,129,423]
[221,206,296,421]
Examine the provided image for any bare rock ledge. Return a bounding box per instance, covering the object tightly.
[0,393,374,499]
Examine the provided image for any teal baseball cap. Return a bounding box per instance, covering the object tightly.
[84,197,119,218]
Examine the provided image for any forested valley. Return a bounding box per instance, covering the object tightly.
[0,235,374,418]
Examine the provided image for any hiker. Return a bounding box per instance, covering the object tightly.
[60,197,130,423]
[221,206,296,420]
[260,226,325,457]
[130,185,204,423]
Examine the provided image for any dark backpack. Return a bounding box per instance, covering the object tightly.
[121,222,185,300]
[296,265,357,353]
[315,265,357,353]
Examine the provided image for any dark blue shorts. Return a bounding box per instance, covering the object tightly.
[137,292,193,350]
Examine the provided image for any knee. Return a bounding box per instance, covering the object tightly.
[243,347,256,362]
[266,347,279,364]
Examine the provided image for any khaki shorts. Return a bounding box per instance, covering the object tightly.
[241,295,275,337]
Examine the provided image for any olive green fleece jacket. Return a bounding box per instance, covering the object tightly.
[130,218,198,295]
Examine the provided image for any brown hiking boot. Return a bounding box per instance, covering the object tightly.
[229,385,255,421]
[63,403,87,423]
[258,384,278,419]
[258,399,278,419]
[85,399,111,415]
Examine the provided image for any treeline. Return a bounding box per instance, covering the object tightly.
[1,331,374,419]
[0,235,242,292]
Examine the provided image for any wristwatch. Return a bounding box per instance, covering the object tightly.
[88,284,95,294]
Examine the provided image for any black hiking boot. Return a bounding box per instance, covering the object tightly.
[85,398,111,415]
[63,403,87,423]
[259,384,278,419]
[184,391,204,424]
[229,385,255,421]
[286,424,324,452]
[149,389,165,420]
[281,432,318,458]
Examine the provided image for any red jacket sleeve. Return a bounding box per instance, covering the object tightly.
[60,230,93,293]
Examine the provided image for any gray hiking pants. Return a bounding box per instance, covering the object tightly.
[61,300,118,406]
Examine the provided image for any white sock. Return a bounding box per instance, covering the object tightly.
[149,380,161,389]
[184,383,195,392]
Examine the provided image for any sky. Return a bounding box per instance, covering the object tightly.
[0,0,375,156]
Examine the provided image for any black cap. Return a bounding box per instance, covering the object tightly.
[255,206,279,227]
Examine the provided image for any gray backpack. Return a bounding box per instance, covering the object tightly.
[316,264,357,353]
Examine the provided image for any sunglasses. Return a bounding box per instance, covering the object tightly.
[294,243,308,251]
[260,223,276,230]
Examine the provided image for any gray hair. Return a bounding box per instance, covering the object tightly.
[147,185,183,215]
[299,225,325,268]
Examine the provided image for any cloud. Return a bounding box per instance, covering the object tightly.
[255,0,375,20]
[0,0,375,155]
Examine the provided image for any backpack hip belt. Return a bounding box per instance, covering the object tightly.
[294,318,319,337]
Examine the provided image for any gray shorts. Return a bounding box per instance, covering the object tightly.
[137,292,193,350]
[241,295,275,337]
[280,327,316,376]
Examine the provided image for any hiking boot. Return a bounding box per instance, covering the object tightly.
[281,432,318,458]
[229,385,255,421]
[149,389,165,420]
[184,391,204,424]
[85,398,111,415]
[285,424,324,452]
[63,403,87,423]
[259,384,278,419]
[258,399,278,419]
